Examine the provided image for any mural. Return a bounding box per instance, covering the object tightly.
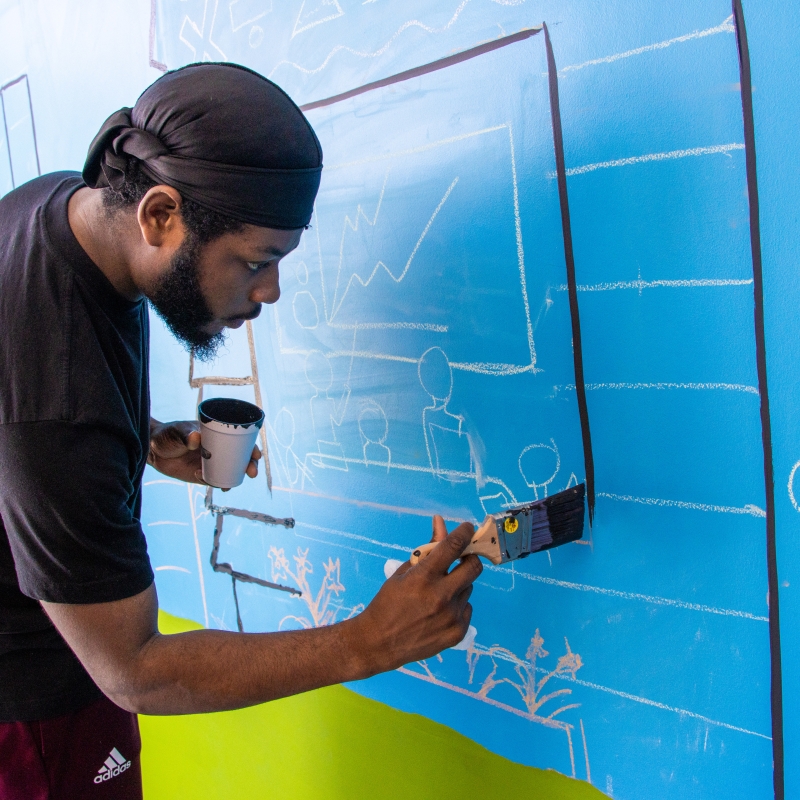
[1,1,798,798]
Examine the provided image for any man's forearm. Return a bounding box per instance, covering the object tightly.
[124,621,371,715]
[43,524,480,718]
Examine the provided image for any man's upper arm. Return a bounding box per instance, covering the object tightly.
[42,583,159,710]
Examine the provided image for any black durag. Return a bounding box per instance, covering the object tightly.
[83,63,322,229]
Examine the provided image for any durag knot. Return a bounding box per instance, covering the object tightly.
[83,108,170,191]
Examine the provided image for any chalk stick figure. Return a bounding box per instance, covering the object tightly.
[304,349,350,470]
[358,401,391,471]
[418,346,471,482]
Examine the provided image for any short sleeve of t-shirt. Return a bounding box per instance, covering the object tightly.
[0,173,153,608]
[0,422,153,603]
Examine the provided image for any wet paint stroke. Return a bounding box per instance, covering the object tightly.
[732,0,784,796]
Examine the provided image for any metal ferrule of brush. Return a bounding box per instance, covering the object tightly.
[494,484,585,563]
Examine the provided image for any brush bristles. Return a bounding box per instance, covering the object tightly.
[516,484,585,554]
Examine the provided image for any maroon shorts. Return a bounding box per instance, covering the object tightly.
[0,694,142,800]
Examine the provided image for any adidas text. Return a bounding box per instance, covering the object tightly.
[94,747,131,784]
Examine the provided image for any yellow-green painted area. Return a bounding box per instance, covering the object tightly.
[141,612,606,800]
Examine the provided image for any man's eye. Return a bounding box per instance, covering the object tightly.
[246,261,271,272]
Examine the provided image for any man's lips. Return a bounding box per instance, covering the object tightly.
[223,305,262,327]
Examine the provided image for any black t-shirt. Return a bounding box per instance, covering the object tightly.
[0,173,154,722]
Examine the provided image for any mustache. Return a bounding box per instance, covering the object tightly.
[224,305,262,323]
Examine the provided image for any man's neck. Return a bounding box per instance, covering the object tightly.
[67,188,143,301]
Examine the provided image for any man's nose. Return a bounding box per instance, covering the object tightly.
[250,269,281,305]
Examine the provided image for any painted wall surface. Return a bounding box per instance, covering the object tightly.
[0,2,796,799]
[141,611,606,800]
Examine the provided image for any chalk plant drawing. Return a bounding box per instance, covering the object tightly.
[466,629,583,719]
[399,627,589,779]
[268,545,365,629]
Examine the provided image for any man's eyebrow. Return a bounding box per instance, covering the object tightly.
[249,247,286,260]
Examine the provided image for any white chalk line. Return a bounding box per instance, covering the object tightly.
[485,565,768,622]
[507,124,536,369]
[400,646,769,740]
[329,321,448,332]
[296,521,410,554]
[330,177,459,322]
[788,460,800,513]
[560,675,770,740]
[325,124,507,171]
[557,277,753,292]
[273,485,475,524]
[304,452,476,480]
[300,518,766,622]
[280,346,536,376]
[270,0,472,78]
[463,641,768,739]
[448,361,538,376]
[559,16,735,75]
[187,484,209,629]
[598,492,766,518]
[559,143,744,177]
[295,530,390,561]
[559,382,759,395]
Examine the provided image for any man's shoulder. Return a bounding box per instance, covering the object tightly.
[0,171,81,226]
[0,172,84,425]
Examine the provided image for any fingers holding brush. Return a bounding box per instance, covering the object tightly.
[431,514,448,543]
[415,521,475,575]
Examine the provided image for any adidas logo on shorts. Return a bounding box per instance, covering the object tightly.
[94,747,131,784]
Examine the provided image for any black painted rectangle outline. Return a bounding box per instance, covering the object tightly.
[300,28,596,521]
[732,1,784,797]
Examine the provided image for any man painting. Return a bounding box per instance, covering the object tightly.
[0,64,480,799]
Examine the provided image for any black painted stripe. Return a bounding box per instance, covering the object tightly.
[543,24,596,524]
[731,1,784,797]
[300,27,541,112]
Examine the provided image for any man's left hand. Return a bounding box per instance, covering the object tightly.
[148,419,261,485]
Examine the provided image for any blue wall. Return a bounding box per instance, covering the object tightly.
[1,2,796,798]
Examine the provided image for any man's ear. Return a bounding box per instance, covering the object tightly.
[137,185,185,247]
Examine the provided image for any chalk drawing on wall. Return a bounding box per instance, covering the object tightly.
[0,75,40,196]
[291,126,537,376]
[270,0,477,83]
[304,348,352,471]
[267,544,365,630]
[292,0,344,40]
[400,627,590,780]
[178,0,227,62]
[138,6,789,796]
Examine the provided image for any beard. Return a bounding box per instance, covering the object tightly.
[147,234,226,362]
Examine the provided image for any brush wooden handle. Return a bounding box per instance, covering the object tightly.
[410,516,502,566]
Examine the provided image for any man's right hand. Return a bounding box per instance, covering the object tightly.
[344,516,481,675]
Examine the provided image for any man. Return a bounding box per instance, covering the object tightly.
[0,64,480,799]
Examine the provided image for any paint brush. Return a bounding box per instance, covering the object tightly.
[410,484,585,566]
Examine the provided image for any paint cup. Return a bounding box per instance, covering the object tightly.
[198,398,265,489]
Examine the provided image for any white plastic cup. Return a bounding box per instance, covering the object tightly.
[198,398,265,489]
